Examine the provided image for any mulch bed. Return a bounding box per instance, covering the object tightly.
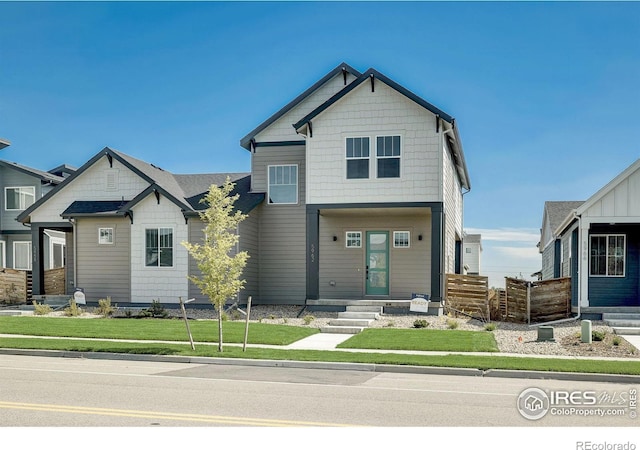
[560,332,640,358]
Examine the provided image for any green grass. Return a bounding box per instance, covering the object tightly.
[0,316,318,345]
[1,337,639,375]
[338,328,499,352]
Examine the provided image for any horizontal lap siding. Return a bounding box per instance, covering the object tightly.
[319,213,431,299]
[588,225,640,307]
[76,217,130,303]
[254,146,306,305]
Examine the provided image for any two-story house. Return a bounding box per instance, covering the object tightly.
[18,63,471,309]
[462,234,482,276]
[0,160,73,271]
[241,63,470,306]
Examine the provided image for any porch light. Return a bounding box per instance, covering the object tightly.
[418,235,423,241]
[333,235,338,242]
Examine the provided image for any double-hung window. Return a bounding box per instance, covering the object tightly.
[376,136,401,178]
[5,187,35,211]
[13,241,32,270]
[590,234,625,277]
[268,165,298,204]
[145,228,173,267]
[346,137,370,179]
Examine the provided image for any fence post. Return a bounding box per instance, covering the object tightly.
[526,281,531,325]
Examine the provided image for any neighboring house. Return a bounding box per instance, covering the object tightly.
[18,148,263,304]
[549,158,640,311]
[538,201,584,280]
[241,62,470,305]
[18,62,471,307]
[0,160,72,271]
[462,233,482,275]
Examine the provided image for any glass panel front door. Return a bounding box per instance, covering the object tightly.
[366,231,389,295]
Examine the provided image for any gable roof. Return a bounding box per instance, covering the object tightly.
[576,158,640,216]
[18,147,263,223]
[240,62,362,150]
[544,201,585,232]
[292,67,470,190]
[0,159,64,184]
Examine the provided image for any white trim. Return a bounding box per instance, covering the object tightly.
[589,233,626,278]
[0,241,5,268]
[49,237,66,269]
[98,227,115,245]
[345,136,371,180]
[267,164,299,205]
[345,231,362,248]
[13,241,32,270]
[4,186,35,211]
[393,230,410,248]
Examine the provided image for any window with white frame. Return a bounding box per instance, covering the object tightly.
[145,228,173,267]
[5,187,35,211]
[345,231,362,248]
[376,136,401,178]
[346,137,370,179]
[98,228,114,245]
[268,165,298,204]
[393,231,410,248]
[590,234,625,277]
[0,241,5,268]
[13,241,32,270]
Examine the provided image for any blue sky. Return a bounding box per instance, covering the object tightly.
[1,1,639,287]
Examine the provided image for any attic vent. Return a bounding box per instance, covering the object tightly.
[106,169,119,191]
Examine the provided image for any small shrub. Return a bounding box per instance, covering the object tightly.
[269,314,276,320]
[140,300,168,319]
[96,297,115,317]
[64,299,83,317]
[592,330,606,342]
[124,309,133,318]
[220,311,229,321]
[385,320,395,327]
[446,318,459,329]
[303,314,315,325]
[230,310,243,320]
[33,302,53,316]
[413,319,429,328]
[484,323,497,332]
[612,336,621,346]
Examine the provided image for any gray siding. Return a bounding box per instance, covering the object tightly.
[75,217,131,303]
[541,243,555,280]
[252,145,306,304]
[318,212,431,299]
[0,166,43,232]
[187,212,260,305]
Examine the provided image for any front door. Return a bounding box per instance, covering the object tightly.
[366,231,389,296]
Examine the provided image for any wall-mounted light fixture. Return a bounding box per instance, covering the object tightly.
[333,235,338,242]
[418,235,423,241]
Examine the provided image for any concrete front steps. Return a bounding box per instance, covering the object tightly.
[603,313,640,335]
[320,306,381,334]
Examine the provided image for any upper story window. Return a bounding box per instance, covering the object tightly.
[590,234,625,277]
[268,165,298,204]
[145,228,173,267]
[346,137,370,179]
[5,186,35,211]
[376,136,401,178]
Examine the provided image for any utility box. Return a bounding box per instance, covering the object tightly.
[581,320,592,343]
[537,326,555,342]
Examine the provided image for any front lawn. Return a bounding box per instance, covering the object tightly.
[338,328,499,352]
[0,316,318,345]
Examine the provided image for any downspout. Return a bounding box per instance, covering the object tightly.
[68,218,77,294]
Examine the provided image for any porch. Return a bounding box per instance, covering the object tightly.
[304,298,443,315]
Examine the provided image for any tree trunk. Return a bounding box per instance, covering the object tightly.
[217,306,223,352]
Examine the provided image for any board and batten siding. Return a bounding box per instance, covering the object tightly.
[65,230,74,294]
[187,212,259,305]
[29,156,149,224]
[251,145,306,304]
[318,212,431,299]
[581,166,640,219]
[304,81,442,205]
[130,194,189,303]
[75,217,130,303]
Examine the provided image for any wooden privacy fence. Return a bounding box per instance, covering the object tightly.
[445,274,571,324]
[0,268,29,304]
[503,277,571,324]
[44,267,66,295]
[445,274,490,320]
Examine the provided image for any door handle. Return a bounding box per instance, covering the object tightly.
[366,265,369,280]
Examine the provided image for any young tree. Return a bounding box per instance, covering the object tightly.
[182,178,248,352]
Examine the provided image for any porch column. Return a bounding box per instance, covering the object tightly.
[431,204,444,302]
[30,224,45,297]
[579,220,590,307]
[306,206,320,300]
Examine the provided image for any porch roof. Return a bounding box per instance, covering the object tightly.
[61,200,130,217]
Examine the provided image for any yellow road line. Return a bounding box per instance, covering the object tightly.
[0,401,352,427]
